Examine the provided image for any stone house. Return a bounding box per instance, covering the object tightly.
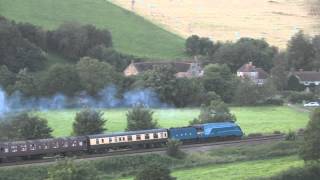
[289,70,320,86]
[123,61,203,78]
[237,62,269,85]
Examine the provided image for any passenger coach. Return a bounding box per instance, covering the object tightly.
[88,128,168,152]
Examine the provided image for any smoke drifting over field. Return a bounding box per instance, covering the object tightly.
[0,86,167,116]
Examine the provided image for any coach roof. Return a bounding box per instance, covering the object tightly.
[87,128,168,138]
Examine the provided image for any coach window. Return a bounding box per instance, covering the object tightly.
[101,139,105,143]
[128,136,132,141]
[21,144,27,151]
[0,147,4,152]
[136,135,141,140]
[72,141,77,147]
[95,139,99,145]
[145,134,150,140]
[109,137,112,143]
[11,146,18,152]
[153,133,158,139]
[63,141,68,148]
[79,141,84,146]
[44,143,49,149]
[53,142,59,149]
[30,144,36,151]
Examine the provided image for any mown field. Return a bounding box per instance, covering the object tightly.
[111,0,319,49]
[120,156,303,180]
[35,106,309,137]
[0,0,186,59]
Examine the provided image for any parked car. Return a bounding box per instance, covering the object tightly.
[303,102,320,107]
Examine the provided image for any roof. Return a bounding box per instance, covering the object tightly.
[87,128,168,138]
[237,62,256,72]
[0,136,87,144]
[237,62,269,80]
[131,62,192,73]
[294,71,320,82]
[256,68,269,79]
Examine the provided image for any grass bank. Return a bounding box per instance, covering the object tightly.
[0,0,186,59]
[35,106,308,137]
[0,140,302,180]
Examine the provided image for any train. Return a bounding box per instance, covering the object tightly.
[0,122,243,162]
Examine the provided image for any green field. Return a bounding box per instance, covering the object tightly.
[36,106,309,137]
[0,0,186,59]
[120,156,302,180]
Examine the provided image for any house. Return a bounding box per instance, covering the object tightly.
[289,70,320,86]
[237,62,269,85]
[123,61,203,78]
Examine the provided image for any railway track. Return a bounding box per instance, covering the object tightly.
[0,134,290,168]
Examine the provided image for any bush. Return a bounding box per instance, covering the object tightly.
[287,91,315,103]
[265,163,320,180]
[166,139,185,159]
[72,108,107,136]
[263,98,284,105]
[285,130,297,141]
[135,163,176,180]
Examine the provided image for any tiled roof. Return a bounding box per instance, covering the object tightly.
[294,71,320,82]
[132,62,192,73]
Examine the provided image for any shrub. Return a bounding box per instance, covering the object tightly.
[166,139,185,159]
[135,163,176,180]
[285,130,297,141]
[264,98,284,105]
[287,91,315,103]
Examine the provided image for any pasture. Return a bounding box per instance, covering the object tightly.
[0,0,186,59]
[111,0,319,48]
[35,106,309,137]
[120,156,302,180]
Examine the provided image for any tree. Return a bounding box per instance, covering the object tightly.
[190,100,236,125]
[47,22,112,60]
[166,139,185,158]
[270,52,289,90]
[0,65,15,92]
[47,159,101,180]
[202,64,236,102]
[185,35,215,56]
[300,108,320,162]
[287,31,315,70]
[41,64,81,96]
[185,35,201,55]
[142,65,177,105]
[0,17,46,72]
[13,68,40,97]
[126,106,158,131]
[73,108,107,135]
[287,75,304,91]
[135,163,176,180]
[86,45,131,71]
[172,78,206,107]
[233,78,277,105]
[76,57,118,95]
[212,38,277,72]
[0,113,52,140]
[17,22,47,50]
[311,35,320,71]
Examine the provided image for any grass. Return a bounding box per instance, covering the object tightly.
[35,106,309,137]
[119,156,303,180]
[0,0,186,59]
[0,140,302,179]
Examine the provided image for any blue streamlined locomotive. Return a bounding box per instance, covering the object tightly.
[0,122,243,162]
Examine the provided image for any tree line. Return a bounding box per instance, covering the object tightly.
[1,15,319,108]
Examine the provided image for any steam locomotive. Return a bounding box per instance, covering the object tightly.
[0,122,243,162]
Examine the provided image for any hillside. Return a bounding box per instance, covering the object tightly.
[111,0,319,49]
[0,0,186,59]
